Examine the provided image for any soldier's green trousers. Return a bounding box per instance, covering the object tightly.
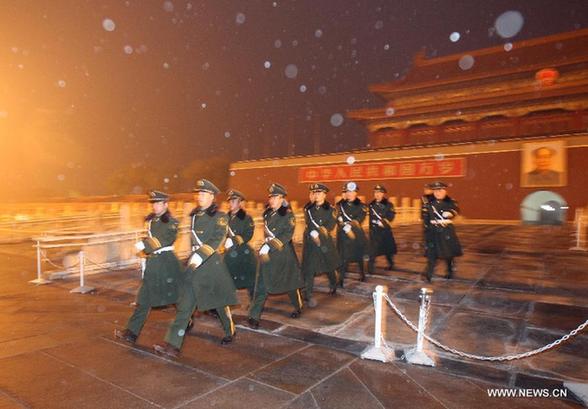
[164,286,235,349]
[304,270,338,300]
[249,272,303,320]
[126,303,151,337]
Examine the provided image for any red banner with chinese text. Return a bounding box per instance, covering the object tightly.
[298,158,465,183]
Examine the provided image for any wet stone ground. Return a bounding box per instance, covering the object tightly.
[0,224,586,408]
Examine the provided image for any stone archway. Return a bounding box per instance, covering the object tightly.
[520,191,568,225]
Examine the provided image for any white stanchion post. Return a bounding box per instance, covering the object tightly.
[570,213,587,251]
[70,250,95,294]
[29,240,52,285]
[405,288,435,366]
[361,285,395,362]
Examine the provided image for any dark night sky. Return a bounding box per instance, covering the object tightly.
[0,0,587,198]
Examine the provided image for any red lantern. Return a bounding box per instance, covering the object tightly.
[535,68,559,87]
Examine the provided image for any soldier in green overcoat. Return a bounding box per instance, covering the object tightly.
[114,190,182,344]
[248,183,304,329]
[153,179,238,358]
[367,184,397,274]
[421,181,463,282]
[301,183,341,307]
[336,181,368,284]
[223,189,257,300]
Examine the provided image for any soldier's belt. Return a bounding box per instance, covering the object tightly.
[153,246,174,254]
[430,220,453,225]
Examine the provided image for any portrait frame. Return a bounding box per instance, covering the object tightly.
[520,140,567,188]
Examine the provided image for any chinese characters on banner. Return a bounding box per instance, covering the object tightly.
[298,158,466,183]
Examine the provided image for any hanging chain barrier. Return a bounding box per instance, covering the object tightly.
[380,291,588,362]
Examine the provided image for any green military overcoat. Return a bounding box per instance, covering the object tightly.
[137,211,182,307]
[185,204,238,311]
[301,201,341,276]
[421,196,463,259]
[257,204,303,293]
[336,198,368,263]
[368,198,398,257]
[224,209,257,290]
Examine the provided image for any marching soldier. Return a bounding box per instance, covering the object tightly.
[367,184,397,274]
[114,191,182,344]
[421,182,435,241]
[223,189,256,301]
[301,183,341,307]
[153,179,238,358]
[423,183,434,198]
[421,181,463,282]
[336,181,368,284]
[248,183,304,329]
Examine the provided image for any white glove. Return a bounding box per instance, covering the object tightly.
[337,216,343,223]
[134,241,145,251]
[442,211,452,218]
[377,220,384,227]
[343,224,352,233]
[259,244,270,255]
[310,230,319,239]
[189,253,203,268]
[224,238,234,249]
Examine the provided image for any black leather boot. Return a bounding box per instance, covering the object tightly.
[221,332,236,345]
[247,317,259,329]
[445,258,455,279]
[153,342,180,359]
[114,329,137,344]
[386,255,395,271]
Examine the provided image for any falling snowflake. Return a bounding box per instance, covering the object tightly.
[494,10,524,39]
[123,45,133,54]
[264,61,271,69]
[102,18,116,32]
[330,113,344,127]
[284,64,298,79]
[458,55,475,70]
[235,12,246,25]
[163,1,174,12]
[449,32,460,42]
[314,29,323,38]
